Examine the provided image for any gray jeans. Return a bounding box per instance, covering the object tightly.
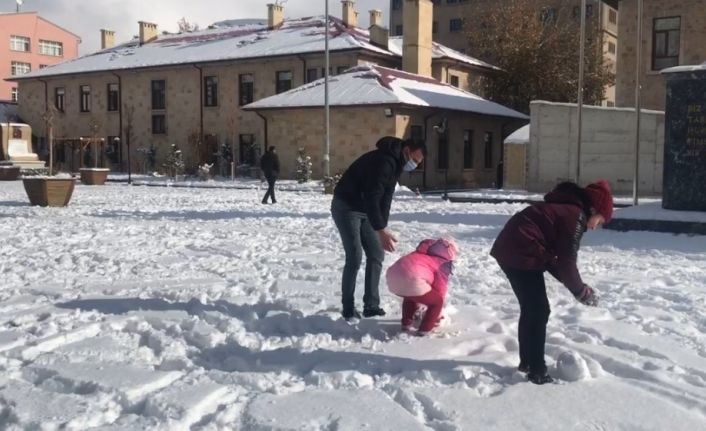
[331,197,384,311]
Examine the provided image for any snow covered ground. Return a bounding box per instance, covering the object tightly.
[1,181,705,430]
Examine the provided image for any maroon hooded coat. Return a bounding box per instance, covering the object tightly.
[490,182,592,297]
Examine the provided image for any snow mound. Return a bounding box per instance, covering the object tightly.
[556,351,591,382]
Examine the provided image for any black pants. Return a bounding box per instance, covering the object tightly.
[500,265,551,375]
[331,197,384,311]
[262,175,277,203]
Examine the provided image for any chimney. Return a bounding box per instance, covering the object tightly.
[341,0,358,28]
[402,0,433,77]
[138,21,158,45]
[100,29,115,50]
[267,3,284,28]
[369,25,389,49]
[369,9,383,28]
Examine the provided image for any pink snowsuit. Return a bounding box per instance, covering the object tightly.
[386,238,457,332]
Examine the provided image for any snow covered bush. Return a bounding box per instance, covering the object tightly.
[322,173,342,194]
[296,147,312,183]
[198,163,213,181]
[162,143,185,179]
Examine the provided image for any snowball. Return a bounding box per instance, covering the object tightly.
[556,351,591,382]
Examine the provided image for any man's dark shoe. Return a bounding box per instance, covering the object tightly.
[363,306,386,317]
[527,372,554,385]
[342,308,362,320]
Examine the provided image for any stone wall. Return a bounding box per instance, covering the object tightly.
[527,101,665,195]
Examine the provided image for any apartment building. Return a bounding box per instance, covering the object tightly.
[10,1,501,177]
[390,0,620,106]
[0,11,80,102]
[615,0,706,111]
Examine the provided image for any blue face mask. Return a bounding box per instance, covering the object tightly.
[403,159,418,172]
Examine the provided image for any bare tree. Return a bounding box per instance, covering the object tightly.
[465,0,614,113]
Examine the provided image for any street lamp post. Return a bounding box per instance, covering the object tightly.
[633,0,643,205]
[323,0,331,178]
[576,0,587,184]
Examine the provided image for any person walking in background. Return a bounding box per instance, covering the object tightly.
[490,180,613,385]
[386,237,458,336]
[332,136,427,321]
[260,146,280,204]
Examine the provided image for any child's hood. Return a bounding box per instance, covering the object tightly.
[416,238,458,261]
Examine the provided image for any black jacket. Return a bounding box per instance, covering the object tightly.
[333,137,405,230]
[260,151,280,177]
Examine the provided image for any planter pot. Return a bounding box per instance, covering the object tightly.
[23,177,75,207]
[80,168,110,185]
[0,166,21,181]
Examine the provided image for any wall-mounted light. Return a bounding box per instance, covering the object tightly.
[384,108,393,117]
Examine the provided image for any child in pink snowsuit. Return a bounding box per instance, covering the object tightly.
[386,238,458,334]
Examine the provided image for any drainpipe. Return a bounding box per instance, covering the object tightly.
[111,72,123,170]
[193,65,204,165]
[255,112,269,152]
[37,78,49,156]
[298,55,308,84]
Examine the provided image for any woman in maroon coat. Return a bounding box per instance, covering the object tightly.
[490,180,613,384]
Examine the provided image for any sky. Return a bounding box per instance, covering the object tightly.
[3,0,391,55]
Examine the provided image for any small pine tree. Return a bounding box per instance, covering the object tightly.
[163,143,185,179]
[296,147,312,183]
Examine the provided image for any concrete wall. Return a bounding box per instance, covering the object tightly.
[527,101,665,195]
[616,0,706,111]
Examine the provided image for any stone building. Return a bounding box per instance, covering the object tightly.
[389,0,620,106]
[245,65,527,189]
[10,1,500,175]
[615,0,706,111]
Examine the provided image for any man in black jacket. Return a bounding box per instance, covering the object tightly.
[260,146,280,204]
[332,136,427,320]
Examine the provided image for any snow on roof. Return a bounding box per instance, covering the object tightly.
[387,37,500,71]
[504,124,529,144]
[14,16,495,81]
[244,65,528,120]
[662,62,706,74]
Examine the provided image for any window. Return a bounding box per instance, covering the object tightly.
[484,132,493,169]
[152,114,166,134]
[55,87,65,112]
[609,9,618,25]
[321,67,332,77]
[432,21,438,34]
[450,75,460,88]
[395,25,403,36]
[437,132,449,170]
[652,17,681,70]
[607,101,615,107]
[276,71,292,94]
[10,35,30,52]
[39,40,63,56]
[541,7,558,25]
[306,68,318,83]
[11,87,18,102]
[392,0,402,11]
[239,74,254,105]
[572,5,593,19]
[39,64,49,69]
[586,5,593,17]
[80,85,91,112]
[449,18,463,32]
[337,66,349,75]
[204,76,218,107]
[151,80,166,110]
[608,41,617,55]
[463,130,474,169]
[107,83,119,112]
[447,0,458,3]
[11,61,31,76]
